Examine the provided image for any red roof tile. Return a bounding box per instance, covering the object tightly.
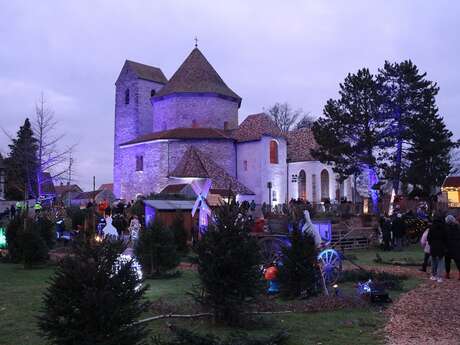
[98,183,113,192]
[154,48,241,104]
[126,60,168,84]
[231,113,284,142]
[286,127,318,162]
[121,127,233,146]
[170,146,254,195]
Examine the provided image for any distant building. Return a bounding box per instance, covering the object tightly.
[442,176,460,208]
[113,47,353,205]
[54,183,83,205]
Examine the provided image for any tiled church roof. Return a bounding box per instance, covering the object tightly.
[170,146,254,195]
[231,113,285,142]
[286,127,318,162]
[154,48,241,104]
[126,60,168,84]
[121,127,233,146]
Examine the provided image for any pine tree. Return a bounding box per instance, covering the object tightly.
[38,239,149,345]
[35,215,55,249]
[22,218,48,269]
[194,199,262,325]
[312,68,387,212]
[404,106,457,198]
[377,60,439,194]
[5,215,24,262]
[134,220,180,277]
[277,229,318,298]
[5,118,39,200]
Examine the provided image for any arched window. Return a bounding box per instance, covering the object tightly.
[298,170,306,200]
[125,89,130,105]
[320,169,330,201]
[150,89,156,97]
[269,140,278,164]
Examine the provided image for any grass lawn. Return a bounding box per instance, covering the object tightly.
[0,246,423,345]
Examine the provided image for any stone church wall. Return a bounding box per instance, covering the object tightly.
[152,95,239,131]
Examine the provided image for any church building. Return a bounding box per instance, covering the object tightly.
[113,47,353,205]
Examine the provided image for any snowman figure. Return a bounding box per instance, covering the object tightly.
[102,216,118,239]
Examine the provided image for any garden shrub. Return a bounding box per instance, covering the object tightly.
[135,220,180,277]
[38,239,148,345]
[194,199,262,325]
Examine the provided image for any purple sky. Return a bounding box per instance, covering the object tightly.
[1,1,459,190]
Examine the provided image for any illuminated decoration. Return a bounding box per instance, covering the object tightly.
[317,249,342,286]
[191,179,212,232]
[357,279,392,303]
[312,220,332,243]
[114,254,143,290]
[388,188,396,216]
[0,227,6,249]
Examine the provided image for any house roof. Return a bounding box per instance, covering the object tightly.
[154,48,241,104]
[160,184,189,194]
[144,199,196,211]
[98,183,113,192]
[54,184,83,195]
[442,176,460,188]
[74,190,101,200]
[126,60,168,84]
[121,127,233,146]
[286,127,318,162]
[231,113,284,143]
[170,146,254,195]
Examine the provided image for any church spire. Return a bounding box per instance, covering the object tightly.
[194,36,198,48]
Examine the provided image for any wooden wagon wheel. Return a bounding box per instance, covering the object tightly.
[258,236,288,266]
[317,249,342,286]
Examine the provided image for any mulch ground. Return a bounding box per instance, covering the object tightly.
[385,276,460,345]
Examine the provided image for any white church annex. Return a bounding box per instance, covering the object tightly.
[113,47,353,205]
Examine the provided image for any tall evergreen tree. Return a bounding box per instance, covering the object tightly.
[404,106,457,198]
[5,118,39,200]
[312,69,386,212]
[377,60,439,194]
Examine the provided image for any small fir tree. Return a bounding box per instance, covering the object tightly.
[278,229,318,298]
[194,199,262,325]
[38,239,149,345]
[5,216,24,262]
[35,215,55,249]
[22,218,48,269]
[135,220,180,277]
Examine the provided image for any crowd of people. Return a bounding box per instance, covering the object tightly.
[420,214,460,282]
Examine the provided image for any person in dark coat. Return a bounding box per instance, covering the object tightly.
[444,215,460,280]
[427,217,447,282]
[380,216,392,251]
[391,213,406,251]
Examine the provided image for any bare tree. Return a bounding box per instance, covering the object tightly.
[295,113,316,129]
[266,102,311,132]
[33,93,76,197]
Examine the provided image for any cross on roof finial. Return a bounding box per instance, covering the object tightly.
[194,36,198,48]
